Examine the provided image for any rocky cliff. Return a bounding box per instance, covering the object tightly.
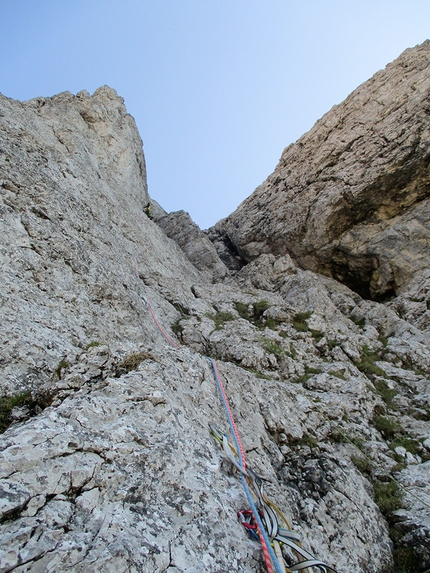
[1,44,429,573]
[210,40,430,302]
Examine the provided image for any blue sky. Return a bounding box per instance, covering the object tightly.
[1,1,429,228]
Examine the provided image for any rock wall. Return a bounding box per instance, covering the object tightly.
[1,55,430,572]
[157,210,230,282]
[210,41,430,300]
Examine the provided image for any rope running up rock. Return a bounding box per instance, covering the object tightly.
[132,257,337,571]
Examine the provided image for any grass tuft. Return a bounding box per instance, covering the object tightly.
[292,311,312,332]
[118,351,155,373]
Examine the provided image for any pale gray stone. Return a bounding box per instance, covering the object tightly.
[1,45,430,571]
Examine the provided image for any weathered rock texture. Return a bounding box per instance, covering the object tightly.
[1,45,430,573]
[157,210,230,282]
[210,40,430,300]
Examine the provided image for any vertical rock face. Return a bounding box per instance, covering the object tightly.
[210,41,430,300]
[0,86,202,396]
[157,210,230,282]
[1,46,430,573]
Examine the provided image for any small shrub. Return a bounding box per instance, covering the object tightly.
[264,317,280,330]
[205,311,236,330]
[329,428,349,443]
[373,379,397,407]
[171,319,184,338]
[378,334,389,348]
[351,454,373,475]
[292,311,312,332]
[0,391,54,433]
[293,366,321,384]
[393,545,417,573]
[349,434,365,449]
[55,360,69,379]
[172,302,189,316]
[299,433,318,448]
[310,329,324,341]
[329,370,347,381]
[0,392,31,433]
[355,345,386,377]
[259,337,285,357]
[374,415,403,439]
[409,406,430,421]
[306,366,321,375]
[248,369,271,380]
[351,316,366,328]
[253,300,270,319]
[85,341,101,350]
[373,480,403,515]
[390,436,421,456]
[235,301,251,320]
[288,343,298,359]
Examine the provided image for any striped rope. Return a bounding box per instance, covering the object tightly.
[207,357,284,573]
[140,288,337,571]
[147,300,179,349]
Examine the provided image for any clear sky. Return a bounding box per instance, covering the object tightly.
[1,1,429,229]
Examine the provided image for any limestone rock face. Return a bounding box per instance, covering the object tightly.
[1,67,430,572]
[157,210,230,282]
[0,86,202,396]
[210,41,430,299]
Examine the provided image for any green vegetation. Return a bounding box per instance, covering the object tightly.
[253,300,270,319]
[248,369,271,380]
[84,341,101,350]
[0,392,31,433]
[329,370,347,381]
[351,316,366,328]
[234,300,279,330]
[310,329,324,341]
[392,545,417,573]
[355,345,386,377]
[258,337,285,358]
[409,406,430,421]
[329,428,349,443]
[298,433,318,448]
[373,480,403,515]
[373,415,403,439]
[293,365,321,384]
[171,319,184,338]
[288,343,298,359]
[351,454,373,475]
[373,378,397,408]
[205,310,236,330]
[390,436,422,457]
[326,339,338,350]
[172,302,189,316]
[292,311,312,332]
[378,334,389,348]
[235,301,250,320]
[0,390,54,433]
[55,360,69,379]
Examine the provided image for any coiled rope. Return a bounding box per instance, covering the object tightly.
[207,357,279,573]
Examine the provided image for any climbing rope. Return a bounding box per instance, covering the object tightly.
[208,360,337,573]
[133,258,337,571]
